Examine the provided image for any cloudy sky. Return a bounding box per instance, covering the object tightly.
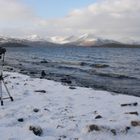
[0,0,140,41]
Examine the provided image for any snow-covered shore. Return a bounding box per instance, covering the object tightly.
[0,72,140,140]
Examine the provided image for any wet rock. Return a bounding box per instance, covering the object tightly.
[40,60,48,63]
[95,115,102,119]
[41,70,46,77]
[61,78,72,84]
[125,111,139,116]
[69,86,76,89]
[29,125,43,136]
[6,67,13,71]
[121,102,138,107]
[34,90,46,93]
[131,121,140,127]
[33,108,40,113]
[80,62,87,66]
[17,118,24,122]
[30,71,36,75]
[87,124,100,132]
[20,69,24,72]
[90,64,109,68]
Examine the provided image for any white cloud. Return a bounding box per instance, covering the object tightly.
[0,0,36,21]
[42,0,140,41]
[0,0,140,41]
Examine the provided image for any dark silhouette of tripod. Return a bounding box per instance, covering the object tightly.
[0,47,14,106]
[0,73,14,106]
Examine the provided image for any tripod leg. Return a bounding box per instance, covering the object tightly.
[0,80,3,106]
[2,80,14,102]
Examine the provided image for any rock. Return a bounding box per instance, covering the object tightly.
[41,70,46,77]
[17,118,24,122]
[87,124,100,132]
[40,60,48,63]
[121,102,138,107]
[131,121,140,127]
[33,108,40,113]
[9,68,13,71]
[95,115,102,119]
[61,78,72,84]
[69,86,76,89]
[60,135,67,139]
[12,77,16,79]
[30,71,36,75]
[34,90,46,93]
[110,129,117,135]
[90,64,109,68]
[80,62,87,66]
[29,125,43,136]
[125,111,139,116]
[125,126,131,133]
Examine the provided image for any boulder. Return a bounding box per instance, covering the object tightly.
[40,60,48,63]
[41,70,46,77]
[87,124,100,132]
[29,125,43,136]
[95,115,102,119]
[131,121,140,127]
[61,78,72,84]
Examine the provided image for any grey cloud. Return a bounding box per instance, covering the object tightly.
[0,0,140,41]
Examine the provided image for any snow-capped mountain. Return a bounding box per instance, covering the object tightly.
[0,34,140,48]
[48,34,119,46]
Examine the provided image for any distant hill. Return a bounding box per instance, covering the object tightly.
[0,42,30,48]
[96,43,140,48]
[0,35,140,48]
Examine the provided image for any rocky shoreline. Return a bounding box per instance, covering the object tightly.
[3,59,140,97]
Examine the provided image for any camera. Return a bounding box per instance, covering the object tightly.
[0,47,6,59]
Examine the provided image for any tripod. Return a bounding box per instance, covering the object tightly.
[0,48,14,106]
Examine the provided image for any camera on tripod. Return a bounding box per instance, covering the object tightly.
[0,47,14,106]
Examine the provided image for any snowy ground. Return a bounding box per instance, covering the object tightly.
[0,72,140,140]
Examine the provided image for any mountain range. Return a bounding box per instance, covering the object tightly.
[0,34,140,48]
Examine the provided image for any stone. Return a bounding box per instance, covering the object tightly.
[29,125,43,136]
[121,102,138,107]
[33,108,40,113]
[30,71,36,75]
[40,60,48,63]
[110,129,117,135]
[125,126,131,133]
[61,78,72,84]
[34,90,46,93]
[87,124,100,132]
[41,70,46,77]
[90,64,109,68]
[80,62,86,66]
[95,115,102,119]
[69,86,76,89]
[17,118,24,122]
[131,121,140,127]
[125,111,139,116]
